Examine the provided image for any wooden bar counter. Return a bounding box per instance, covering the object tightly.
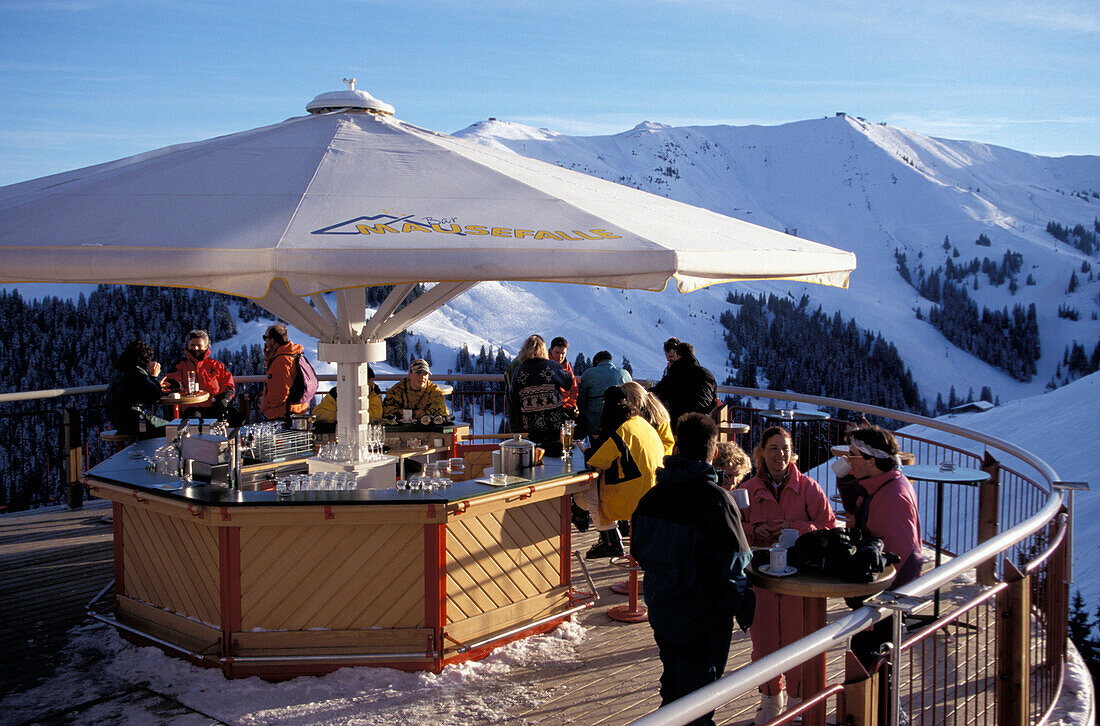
[84,440,595,679]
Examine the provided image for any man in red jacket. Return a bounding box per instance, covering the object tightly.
[163,329,239,425]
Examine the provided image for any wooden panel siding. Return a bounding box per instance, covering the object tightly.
[122,505,220,625]
[445,497,564,631]
[239,522,426,631]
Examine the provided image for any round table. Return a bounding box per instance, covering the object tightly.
[757,408,830,424]
[718,422,750,439]
[902,464,990,618]
[161,391,210,406]
[748,564,895,726]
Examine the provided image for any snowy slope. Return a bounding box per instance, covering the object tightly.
[447,115,1100,400]
[898,371,1100,602]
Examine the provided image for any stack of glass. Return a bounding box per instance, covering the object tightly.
[146,444,180,476]
[396,462,453,491]
[273,471,359,496]
[315,424,387,463]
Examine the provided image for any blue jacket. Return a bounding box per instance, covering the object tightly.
[632,455,754,641]
[576,360,632,438]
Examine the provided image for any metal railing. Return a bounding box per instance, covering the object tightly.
[628,386,1069,726]
[0,377,1077,725]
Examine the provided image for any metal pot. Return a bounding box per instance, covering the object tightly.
[499,434,535,476]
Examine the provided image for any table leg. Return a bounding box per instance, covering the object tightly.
[803,597,827,726]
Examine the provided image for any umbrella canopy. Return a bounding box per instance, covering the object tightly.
[0,87,855,298]
[0,83,856,463]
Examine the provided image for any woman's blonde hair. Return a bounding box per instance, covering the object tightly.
[517,334,547,362]
[621,381,670,427]
[714,441,751,483]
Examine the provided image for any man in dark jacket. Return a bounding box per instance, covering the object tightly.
[650,342,717,430]
[632,413,753,725]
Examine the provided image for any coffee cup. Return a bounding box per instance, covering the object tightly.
[769,545,787,571]
[731,489,750,509]
[779,528,799,548]
[401,409,413,423]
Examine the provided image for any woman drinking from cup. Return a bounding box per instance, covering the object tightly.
[741,425,836,724]
[835,425,922,668]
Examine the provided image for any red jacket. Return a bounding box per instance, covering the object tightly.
[163,351,235,408]
[262,342,309,420]
[560,360,579,412]
[740,464,836,548]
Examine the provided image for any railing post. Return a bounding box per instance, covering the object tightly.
[63,406,83,509]
[239,392,252,425]
[1046,511,1069,681]
[978,452,1001,585]
[839,651,880,726]
[996,561,1030,726]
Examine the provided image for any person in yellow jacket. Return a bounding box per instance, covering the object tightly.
[314,367,383,434]
[382,359,448,420]
[622,381,675,456]
[580,386,665,558]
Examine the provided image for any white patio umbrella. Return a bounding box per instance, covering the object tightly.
[0,81,856,461]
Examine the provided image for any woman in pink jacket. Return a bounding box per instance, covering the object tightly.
[740,426,836,724]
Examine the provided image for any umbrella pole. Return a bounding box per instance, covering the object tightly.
[317,340,386,464]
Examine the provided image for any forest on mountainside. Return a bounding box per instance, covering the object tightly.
[0,286,272,511]
[0,284,431,511]
[719,292,926,416]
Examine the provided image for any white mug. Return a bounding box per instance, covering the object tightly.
[769,545,787,571]
[779,528,799,549]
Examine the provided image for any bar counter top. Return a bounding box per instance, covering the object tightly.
[85,438,590,507]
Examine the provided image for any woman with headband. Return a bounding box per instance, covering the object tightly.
[834,425,922,669]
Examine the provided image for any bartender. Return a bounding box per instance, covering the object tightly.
[382,359,448,421]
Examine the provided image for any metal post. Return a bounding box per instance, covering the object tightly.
[996,561,1030,726]
[977,451,1001,586]
[63,406,83,509]
[864,591,931,726]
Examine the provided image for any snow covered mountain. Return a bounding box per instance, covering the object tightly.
[444,114,1099,401]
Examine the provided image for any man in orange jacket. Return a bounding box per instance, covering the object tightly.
[261,324,310,422]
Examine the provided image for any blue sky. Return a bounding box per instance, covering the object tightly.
[1,0,1097,186]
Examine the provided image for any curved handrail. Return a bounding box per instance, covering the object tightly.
[627,490,1064,726]
[627,386,1066,726]
[719,385,1060,489]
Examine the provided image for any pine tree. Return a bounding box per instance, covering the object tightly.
[1069,591,1092,650]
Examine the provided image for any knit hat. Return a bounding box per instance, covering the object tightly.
[409,358,431,374]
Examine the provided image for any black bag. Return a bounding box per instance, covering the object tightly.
[787,528,899,582]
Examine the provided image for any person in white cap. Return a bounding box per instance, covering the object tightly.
[382,358,448,420]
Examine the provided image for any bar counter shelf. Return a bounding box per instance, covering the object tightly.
[83,440,595,678]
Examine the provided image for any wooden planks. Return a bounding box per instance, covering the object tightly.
[0,502,115,696]
[121,504,220,625]
[445,497,562,626]
[2,505,1035,726]
[239,522,426,631]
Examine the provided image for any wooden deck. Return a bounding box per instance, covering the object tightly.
[0,503,1037,726]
